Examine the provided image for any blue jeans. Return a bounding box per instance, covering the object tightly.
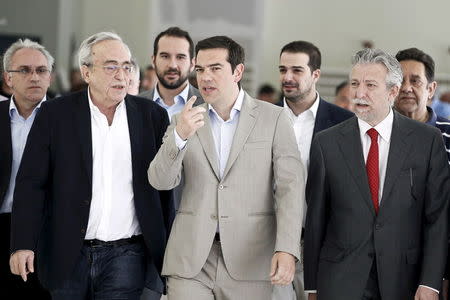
[50,240,146,300]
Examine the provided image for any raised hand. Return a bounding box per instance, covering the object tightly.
[175,96,206,140]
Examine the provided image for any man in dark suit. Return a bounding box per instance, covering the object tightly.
[304,48,449,300]
[0,38,52,299]
[9,32,173,300]
[274,40,353,300]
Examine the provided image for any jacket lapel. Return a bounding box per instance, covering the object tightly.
[125,96,143,179]
[222,93,258,179]
[337,117,375,216]
[75,91,93,185]
[196,103,220,180]
[0,101,12,202]
[378,112,411,214]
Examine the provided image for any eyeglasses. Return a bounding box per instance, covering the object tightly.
[86,63,134,75]
[7,66,50,77]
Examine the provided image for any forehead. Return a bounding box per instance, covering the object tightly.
[196,48,229,66]
[400,60,426,77]
[157,36,190,55]
[279,52,310,67]
[91,40,130,63]
[10,48,48,67]
[350,63,388,81]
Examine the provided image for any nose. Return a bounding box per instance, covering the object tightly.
[283,70,293,81]
[198,69,212,83]
[400,79,412,93]
[168,57,177,69]
[30,69,40,81]
[355,84,366,99]
[114,67,127,81]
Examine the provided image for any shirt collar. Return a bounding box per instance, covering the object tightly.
[426,106,437,126]
[87,87,125,114]
[9,95,47,119]
[208,89,244,122]
[283,92,320,120]
[153,83,190,105]
[358,108,394,143]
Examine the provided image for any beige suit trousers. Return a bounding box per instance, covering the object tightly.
[167,241,273,300]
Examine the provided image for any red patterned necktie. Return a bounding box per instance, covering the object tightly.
[366,128,379,214]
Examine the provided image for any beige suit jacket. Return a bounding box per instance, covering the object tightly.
[148,93,304,281]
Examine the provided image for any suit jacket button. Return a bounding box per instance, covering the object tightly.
[81,229,86,234]
[375,223,382,230]
[218,184,224,190]
[210,214,217,220]
[84,200,90,205]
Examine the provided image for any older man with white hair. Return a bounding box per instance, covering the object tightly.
[9,32,174,300]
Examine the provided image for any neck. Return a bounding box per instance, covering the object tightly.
[212,87,240,121]
[157,82,188,106]
[13,96,40,119]
[286,90,317,116]
[89,90,120,126]
[403,107,429,123]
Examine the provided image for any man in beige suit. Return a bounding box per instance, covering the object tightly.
[148,36,304,300]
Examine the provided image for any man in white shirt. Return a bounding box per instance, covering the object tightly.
[304,48,449,300]
[9,32,173,300]
[149,35,303,300]
[274,41,353,300]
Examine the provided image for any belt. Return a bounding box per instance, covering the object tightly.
[84,235,143,248]
[214,232,221,242]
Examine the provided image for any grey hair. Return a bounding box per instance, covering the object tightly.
[3,39,54,72]
[78,31,131,69]
[351,48,403,89]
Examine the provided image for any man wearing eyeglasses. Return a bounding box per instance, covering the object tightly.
[0,38,52,299]
[9,32,174,300]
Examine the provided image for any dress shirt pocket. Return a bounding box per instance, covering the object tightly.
[406,248,420,265]
[319,243,346,263]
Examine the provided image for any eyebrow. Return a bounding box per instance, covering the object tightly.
[278,65,305,69]
[195,63,224,68]
[103,60,131,65]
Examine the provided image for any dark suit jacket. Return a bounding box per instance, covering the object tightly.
[139,84,203,211]
[0,100,12,206]
[304,112,450,300]
[10,90,174,293]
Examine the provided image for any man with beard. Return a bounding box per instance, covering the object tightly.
[140,27,203,120]
[274,41,353,300]
[304,48,449,300]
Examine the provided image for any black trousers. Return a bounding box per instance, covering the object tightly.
[0,213,51,299]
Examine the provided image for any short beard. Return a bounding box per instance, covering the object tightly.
[156,69,189,90]
[284,85,312,103]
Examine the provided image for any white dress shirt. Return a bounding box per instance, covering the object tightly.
[357,109,393,204]
[283,92,320,180]
[153,83,189,121]
[85,89,141,241]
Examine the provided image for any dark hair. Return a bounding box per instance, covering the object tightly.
[195,36,245,72]
[258,84,275,95]
[153,27,194,59]
[395,48,435,82]
[280,41,321,72]
[335,80,349,96]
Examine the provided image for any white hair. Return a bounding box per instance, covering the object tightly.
[77,31,131,70]
[3,39,54,72]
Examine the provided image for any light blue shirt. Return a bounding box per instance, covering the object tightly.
[175,89,244,179]
[1,96,45,213]
[153,83,190,121]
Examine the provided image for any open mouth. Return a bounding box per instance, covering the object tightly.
[202,86,216,93]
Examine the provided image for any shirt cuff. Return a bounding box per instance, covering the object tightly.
[174,128,187,150]
[419,285,439,294]
[305,290,317,294]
